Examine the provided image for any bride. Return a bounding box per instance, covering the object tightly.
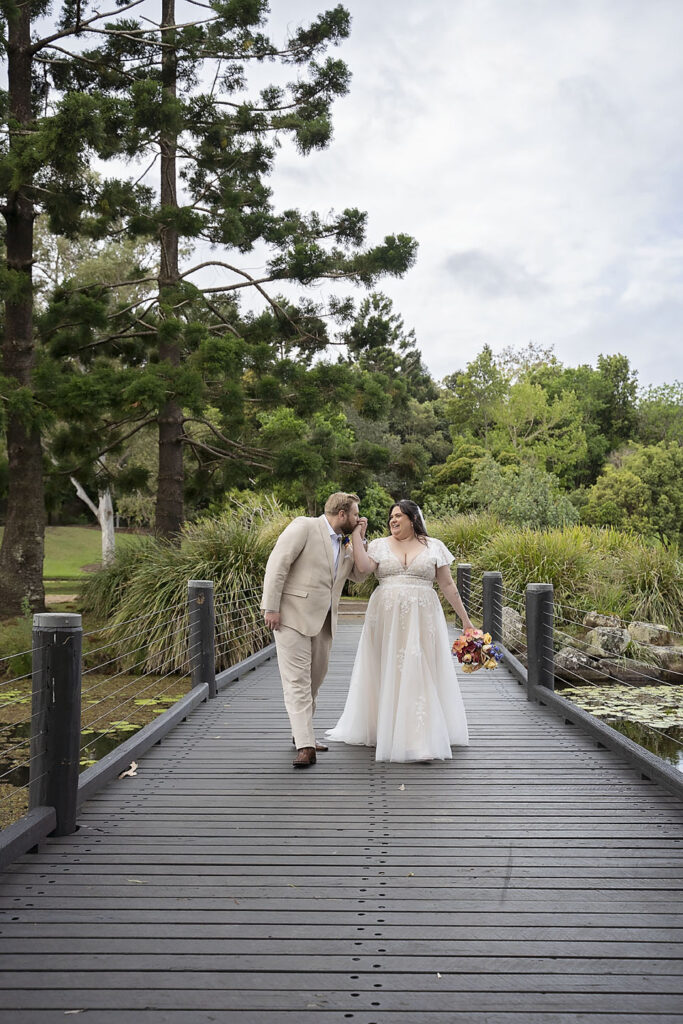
[326,500,473,762]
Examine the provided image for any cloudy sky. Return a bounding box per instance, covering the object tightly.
[238,0,683,388]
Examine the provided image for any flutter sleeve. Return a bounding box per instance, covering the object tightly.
[432,538,455,568]
[367,538,383,562]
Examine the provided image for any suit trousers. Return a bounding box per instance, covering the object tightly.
[274,611,333,749]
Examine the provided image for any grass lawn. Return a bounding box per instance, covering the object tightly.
[0,525,140,579]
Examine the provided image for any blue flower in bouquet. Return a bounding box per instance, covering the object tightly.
[489,643,504,663]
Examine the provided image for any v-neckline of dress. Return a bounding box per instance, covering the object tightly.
[385,537,429,571]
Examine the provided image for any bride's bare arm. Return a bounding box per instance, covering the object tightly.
[436,565,474,632]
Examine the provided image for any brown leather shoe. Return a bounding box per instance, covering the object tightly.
[292,737,329,752]
[292,746,317,768]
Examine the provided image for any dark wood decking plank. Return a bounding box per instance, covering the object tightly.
[1,622,682,1022]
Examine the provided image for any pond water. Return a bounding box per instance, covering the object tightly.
[600,718,683,773]
[557,682,683,774]
[0,722,143,788]
[2,689,682,784]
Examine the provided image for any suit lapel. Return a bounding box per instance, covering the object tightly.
[317,515,335,582]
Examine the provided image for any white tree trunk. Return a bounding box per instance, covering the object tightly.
[98,489,115,567]
[70,478,116,567]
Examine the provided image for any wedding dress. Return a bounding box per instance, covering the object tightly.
[326,536,469,761]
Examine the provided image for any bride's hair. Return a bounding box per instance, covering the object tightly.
[388,500,428,544]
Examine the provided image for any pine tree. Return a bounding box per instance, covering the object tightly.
[0,0,150,613]
[48,1,417,538]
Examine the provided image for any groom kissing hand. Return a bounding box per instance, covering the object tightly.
[261,492,369,768]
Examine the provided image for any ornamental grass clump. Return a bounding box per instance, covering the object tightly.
[618,539,683,633]
[79,497,293,676]
[481,525,599,617]
[430,512,503,565]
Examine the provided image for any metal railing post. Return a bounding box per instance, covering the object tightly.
[30,613,82,836]
[482,571,503,642]
[526,583,555,698]
[188,579,216,699]
[456,563,471,616]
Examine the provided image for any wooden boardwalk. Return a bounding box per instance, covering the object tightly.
[1,623,683,1023]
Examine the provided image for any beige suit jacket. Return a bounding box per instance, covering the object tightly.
[261,515,366,637]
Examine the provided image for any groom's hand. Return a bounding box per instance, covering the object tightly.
[264,610,281,631]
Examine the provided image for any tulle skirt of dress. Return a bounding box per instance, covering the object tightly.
[326,580,469,761]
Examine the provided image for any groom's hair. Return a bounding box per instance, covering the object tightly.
[324,492,360,516]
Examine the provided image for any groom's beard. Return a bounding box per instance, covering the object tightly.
[340,522,355,536]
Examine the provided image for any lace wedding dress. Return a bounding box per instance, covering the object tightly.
[326,536,469,762]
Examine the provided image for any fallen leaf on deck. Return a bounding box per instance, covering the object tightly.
[118,762,138,779]
[127,879,146,884]
[436,973,442,979]
[398,784,406,791]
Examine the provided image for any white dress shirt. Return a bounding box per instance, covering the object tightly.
[326,517,342,576]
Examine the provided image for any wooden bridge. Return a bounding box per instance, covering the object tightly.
[1,622,682,1022]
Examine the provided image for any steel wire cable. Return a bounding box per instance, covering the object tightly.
[79,665,194,754]
[0,731,45,764]
[214,607,263,628]
[0,707,43,741]
[215,603,263,615]
[0,671,34,691]
[213,623,267,646]
[541,624,683,747]
[215,584,265,599]
[80,626,197,698]
[0,644,43,667]
[0,767,48,802]
[79,641,200,737]
[550,658,683,751]
[81,614,183,660]
[0,686,38,712]
[79,647,167,699]
[81,603,186,638]
[552,624,680,685]
[0,781,32,811]
[0,745,47,784]
[81,619,190,679]
[216,593,263,604]
[214,595,264,612]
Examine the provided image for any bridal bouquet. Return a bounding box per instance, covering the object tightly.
[452,629,503,673]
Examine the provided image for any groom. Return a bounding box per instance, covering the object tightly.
[261,492,368,768]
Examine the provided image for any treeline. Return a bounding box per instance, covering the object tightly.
[1,3,680,620]
[0,1,416,615]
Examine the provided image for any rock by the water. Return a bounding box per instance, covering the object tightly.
[555,646,607,684]
[597,658,664,684]
[582,611,622,629]
[584,627,631,658]
[648,645,683,682]
[502,606,524,652]
[628,621,675,646]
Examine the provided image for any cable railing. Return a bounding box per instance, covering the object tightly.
[0,578,276,860]
[455,564,682,788]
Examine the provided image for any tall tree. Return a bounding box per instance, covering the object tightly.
[442,344,508,445]
[0,0,149,613]
[51,1,417,538]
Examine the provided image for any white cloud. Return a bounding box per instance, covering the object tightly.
[256,0,683,387]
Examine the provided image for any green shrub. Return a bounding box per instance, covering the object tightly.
[429,512,503,564]
[80,496,294,675]
[618,540,683,632]
[481,525,598,615]
[0,617,33,680]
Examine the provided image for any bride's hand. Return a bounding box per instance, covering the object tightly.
[355,517,368,539]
